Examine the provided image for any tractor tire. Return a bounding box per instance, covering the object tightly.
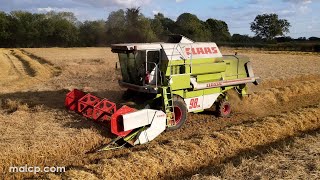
[215,99,232,117]
[167,96,187,131]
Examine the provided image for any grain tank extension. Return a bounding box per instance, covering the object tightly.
[65,35,260,151]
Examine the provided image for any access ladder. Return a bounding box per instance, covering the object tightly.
[162,86,176,127]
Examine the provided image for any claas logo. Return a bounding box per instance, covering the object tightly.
[185,47,218,55]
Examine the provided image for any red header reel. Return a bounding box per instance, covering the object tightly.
[65,89,135,137]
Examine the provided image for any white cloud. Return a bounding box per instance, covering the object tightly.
[36,7,81,17]
[37,7,54,12]
[73,0,151,8]
[282,0,313,14]
[248,0,268,5]
[176,0,184,2]
[282,0,312,4]
[303,0,312,4]
[298,5,310,13]
[279,9,296,15]
[37,7,74,13]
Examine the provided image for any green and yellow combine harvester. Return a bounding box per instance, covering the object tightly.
[65,35,260,151]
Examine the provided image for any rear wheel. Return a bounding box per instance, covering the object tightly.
[215,99,231,117]
[167,96,187,131]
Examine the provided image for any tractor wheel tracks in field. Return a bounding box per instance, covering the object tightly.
[19,49,62,77]
[61,104,320,179]
[1,51,24,78]
[183,128,320,179]
[0,49,60,91]
[11,50,37,77]
[2,49,37,78]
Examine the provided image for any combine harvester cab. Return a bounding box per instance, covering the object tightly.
[65,35,260,151]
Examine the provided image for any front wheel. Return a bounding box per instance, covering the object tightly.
[215,99,231,117]
[166,96,187,131]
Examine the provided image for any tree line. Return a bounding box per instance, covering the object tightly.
[0,8,319,49]
[0,8,232,47]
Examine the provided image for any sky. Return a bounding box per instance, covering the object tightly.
[1,0,320,38]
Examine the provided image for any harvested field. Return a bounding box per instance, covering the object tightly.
[0,47,319,179]
[0,49,60,92]
[60,105,320,179]
[190,130,320,180]
[221,48,320,80]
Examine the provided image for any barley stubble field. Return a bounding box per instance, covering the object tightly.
[0,47,319,179]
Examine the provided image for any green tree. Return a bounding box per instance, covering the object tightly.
[45,12,79,47]
[175,13,210,41]
[205,18,231,42]
[150,13,176,41]
[250,13,290,40]
[150,14,164,41]
[231,34,253,43]
[55,12,78,24]
[10,11,45,47]
[106,8,156,43]
[309,37,320,41]
[105,9,126,43]
[125,7,142,42]
[79,20,107,46]
[0,12,12,47]
[0,9,235,47]
[6,11,79,47]
[124,7,156,42]
[139,17,157,42]
[157,13,176,36]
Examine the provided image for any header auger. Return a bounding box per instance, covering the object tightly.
[65,35,260,151]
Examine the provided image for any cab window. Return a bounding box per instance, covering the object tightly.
[146,51,160,71]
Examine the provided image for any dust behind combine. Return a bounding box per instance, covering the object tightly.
[0,47,319,179]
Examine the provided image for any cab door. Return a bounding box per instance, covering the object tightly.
[146,50,161,85]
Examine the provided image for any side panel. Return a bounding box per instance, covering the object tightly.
[222,55,250,80]
[197,73,223,83]
[192,62,227,75]
[223,58,238,80]
[204,88,222,95]
[161,43,223,61]
[185,90,203,98]
[184,93,220,112]
[133,110,167,145]
[122,109,165,131]
[203,93,220,109]
[170,74,191,90]
[164,58,224,76]
[184,96,204,112]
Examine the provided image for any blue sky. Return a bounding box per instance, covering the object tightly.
[1,0,320,38]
